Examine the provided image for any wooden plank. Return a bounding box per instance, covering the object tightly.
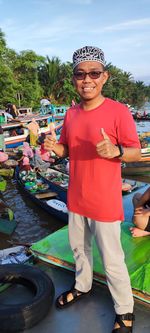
[35,191,58,199]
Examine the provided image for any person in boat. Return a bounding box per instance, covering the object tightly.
[130,186,150,237]
[37,132,46,145]
[40,97,51,114]
[17,151,31,172]
[5,103,19,119]
[22,142,34,159]
[39,143,55,163]
[24,118,40,147]
[31,148,51,172]
[44,45,141,333]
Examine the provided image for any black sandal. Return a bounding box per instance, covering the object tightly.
[112,313,135,332]
[55,286,91,309]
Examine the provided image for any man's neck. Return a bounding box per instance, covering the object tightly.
[80,96,105,111]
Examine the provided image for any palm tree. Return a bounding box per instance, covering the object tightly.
[38,56,63,99]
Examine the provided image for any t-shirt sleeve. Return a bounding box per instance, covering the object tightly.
[116,106,141,148]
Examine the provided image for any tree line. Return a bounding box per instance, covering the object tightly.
[0,28,150,110]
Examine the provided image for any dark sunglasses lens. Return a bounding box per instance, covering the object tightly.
[74,72,85,80]
[90,71,101,79]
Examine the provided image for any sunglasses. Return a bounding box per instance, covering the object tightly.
[73,71,104,80]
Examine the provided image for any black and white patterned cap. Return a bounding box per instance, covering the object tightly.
[72,46,106,69]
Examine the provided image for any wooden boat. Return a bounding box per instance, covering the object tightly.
[1,115,63,149]
[0,258,149,333]
[15,167,68,223]
[31,219,150,305]
[0,200,17,235]
[40,166,146,196]
[40,104,67,121]
[1,183,150,332]
[16,164,144,228]
[0,217,17,235]
[133,113,150,121]
[31,182,150,305]
[122,160,150,178]
[0,259,149,333]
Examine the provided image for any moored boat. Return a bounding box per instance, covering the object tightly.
[2,116,63,149]
[15,167,68,223]
[31,219,150,305]
[0,199,17,235]
[122,159,150,178]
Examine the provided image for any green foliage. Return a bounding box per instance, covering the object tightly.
[0,28,149,110]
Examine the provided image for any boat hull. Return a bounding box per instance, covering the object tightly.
[3,115,63,148]
[15,168,68,223]
[122,161,150,177]
[31,221,150,305]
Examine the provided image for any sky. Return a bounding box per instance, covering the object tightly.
[0,0,150,84]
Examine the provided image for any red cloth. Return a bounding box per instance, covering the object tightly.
[59,98,140,222]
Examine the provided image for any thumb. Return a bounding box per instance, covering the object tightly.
[51,128,56,139]
[101,128,109,140]
[50,123,56,137]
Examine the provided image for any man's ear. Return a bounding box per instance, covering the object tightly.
[102,71,109,85]
[72,76,76,86]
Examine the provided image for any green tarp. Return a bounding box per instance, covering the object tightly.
[31,222,150,304]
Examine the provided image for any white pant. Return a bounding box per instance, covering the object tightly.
[69,212,134,314]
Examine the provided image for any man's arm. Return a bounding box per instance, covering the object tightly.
[96,128,141,162]
[117,147,141,162]
[44,134,69,158]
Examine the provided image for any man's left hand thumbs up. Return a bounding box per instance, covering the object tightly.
[101,128,110,141]
[96,128,119,159]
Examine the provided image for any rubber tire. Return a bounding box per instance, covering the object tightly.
[0,264,55,332]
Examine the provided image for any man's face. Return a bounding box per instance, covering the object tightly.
[73,61,108,101]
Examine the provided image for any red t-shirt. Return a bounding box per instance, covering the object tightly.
[59,98,140,222]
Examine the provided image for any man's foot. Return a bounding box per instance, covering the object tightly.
[130,227,150,237]
[55,286,91,309]
[112,313,135,332]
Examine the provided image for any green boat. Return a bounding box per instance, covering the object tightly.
[31,221,150,305]
[0,201,17,235]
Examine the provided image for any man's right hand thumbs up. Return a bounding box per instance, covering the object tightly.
[44,125,57,151]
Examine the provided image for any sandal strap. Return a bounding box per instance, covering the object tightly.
[112,328,133,333]
[61,287,83,305]
[112,313,135,333]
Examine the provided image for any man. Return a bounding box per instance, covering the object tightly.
[44,46,141,333]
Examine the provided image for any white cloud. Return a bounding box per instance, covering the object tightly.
[101,18,150,32]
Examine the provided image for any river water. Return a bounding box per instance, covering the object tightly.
[1,120,150,250]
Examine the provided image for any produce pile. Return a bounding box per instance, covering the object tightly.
[19,170,49,193]
[40,169,69,189]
